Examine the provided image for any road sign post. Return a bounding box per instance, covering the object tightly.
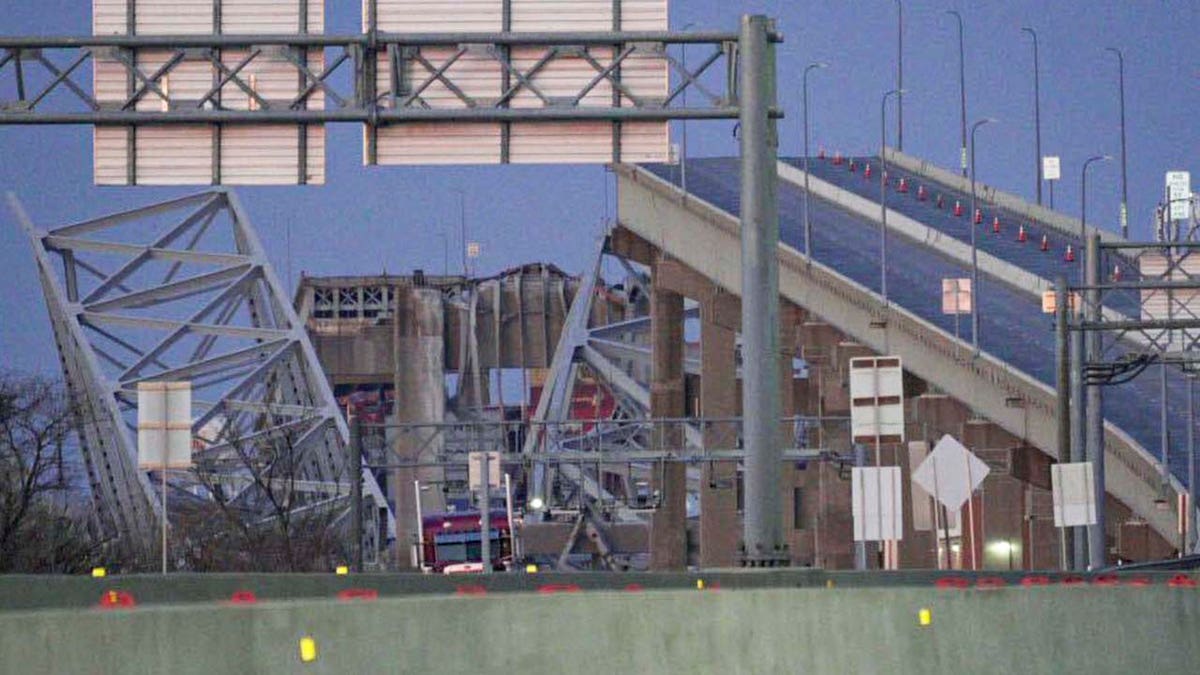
[912,434,990,570]
[137,381,192,574]
[1043,156,1061,209]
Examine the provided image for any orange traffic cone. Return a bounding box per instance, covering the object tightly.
[864,163,872,179]
[992,216,1001,233]
[898,177,909,193]
[974,208,983,225]
[818,147,827,160]
[954,200,964,217]
[848,158,856,172]
[1113,265,1122,281]
[917,185,928,201]
[1040,234,1049,251]
[833,152,844,165]
[1018,225,1028,243]
[1064,245,1075,262]
[937,195,945,209]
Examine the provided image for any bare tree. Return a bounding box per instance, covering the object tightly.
[0,371,102,572]
[183,426,347,572]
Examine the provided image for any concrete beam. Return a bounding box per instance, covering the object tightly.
[650,254,688,570]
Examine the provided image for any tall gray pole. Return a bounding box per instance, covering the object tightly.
[880,88,902,305]
[854,443,867,570]
[349,413,363,573]
[1080,155,1112,284]
[1021,27,1042,206]
[1084,234,1106,568]
[895,0,903,151]
[1055,277,1074,570]
[739,14,785,566]
[1105,48,1129,239]
[1190,376,1197,554]
[680,22,694,192]
[1069,299,1087,569]
[969,118,995,354]
[479,452,492,574]
[802,62,828,259]
[946,10,967,177]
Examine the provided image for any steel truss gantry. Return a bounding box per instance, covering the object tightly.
[9,190,388,562]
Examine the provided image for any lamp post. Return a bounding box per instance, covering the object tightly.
[802,61,829,259]
[680,22,695,192]
[945,10,967,177]
[1105,47,1129,239]
[895,0,904,151]
[969,117,996,354]
[1021,27,1042,206]
[880,88,904,304]
[1080,155,1112,284]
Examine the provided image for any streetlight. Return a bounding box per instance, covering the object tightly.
[894,0,904,151]
[969,117,997,355]
[802,61,829,259]
[1105,47,1129,239]
[680,22,696,191]
[945,10,967,177]
[1080,155,1113,284]
[880,88,905,304]
[1021,27,1043,206]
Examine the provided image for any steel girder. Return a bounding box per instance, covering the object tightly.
[9,190,389,560]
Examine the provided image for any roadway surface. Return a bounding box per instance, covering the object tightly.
[644,157,1192,483]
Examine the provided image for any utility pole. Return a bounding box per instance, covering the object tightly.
[1055,277,1074,570]
[1021,27,1043,206]
[1084,234,1106,568]
[739,14,786,567]
[945,10,968,177]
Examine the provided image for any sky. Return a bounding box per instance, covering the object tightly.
[1,0,1197,376]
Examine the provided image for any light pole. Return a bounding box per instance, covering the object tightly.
[880,88,904,304]
[1021,27,1042,206]
[969,117,996,354]
[680,22,695,192]
[945,10,967,177]
[895,0,904,151]
[1080,155,1112,284]
[1105,47,1129,239]
[455,189,468,276]
[802,61,829,259]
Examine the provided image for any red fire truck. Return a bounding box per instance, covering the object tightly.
[418,510,513,573]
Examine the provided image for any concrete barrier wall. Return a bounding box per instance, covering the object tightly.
[2,586,1197,674]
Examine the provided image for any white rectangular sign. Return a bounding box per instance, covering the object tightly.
[1051,462,1097,527]
[911,434,989,513]
[1043,156,1061,182]
[852,466,903,542]
[468,451,502,490]
[1167,171,1192,221]
[849,356,905,443]
[137,381,194,469]
[941,278,972,315]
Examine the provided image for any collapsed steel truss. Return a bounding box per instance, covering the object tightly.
[9,190,388,560]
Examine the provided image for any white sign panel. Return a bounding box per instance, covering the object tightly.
[852,466,903,542]
[941,278,972,315]
[911,434,989,512]
[849,357,905,443]
[1051,462,1097,527]
[137,381,194,469]
[1167,171,1192,221]
[92,0,327,186]
[468,451,502,490]
[367,0,669,166]
[1042,156,1061,182]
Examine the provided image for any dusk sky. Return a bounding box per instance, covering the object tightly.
[2,0,1197,375]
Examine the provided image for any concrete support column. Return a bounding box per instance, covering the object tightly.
[700,292,739,568]
[650,256,687,570]
[391,287,446,569]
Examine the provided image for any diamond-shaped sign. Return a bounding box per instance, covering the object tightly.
[911,434,990,512]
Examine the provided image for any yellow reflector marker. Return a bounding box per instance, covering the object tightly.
[525,564,538,574]
[918,608,932,627]
[696,579,705,590]
[335,566,349,576]
[825,579,835,589]
[299,636,318,663]
[91,567,107,578]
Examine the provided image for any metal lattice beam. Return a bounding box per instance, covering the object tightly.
[8,190,391,560]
